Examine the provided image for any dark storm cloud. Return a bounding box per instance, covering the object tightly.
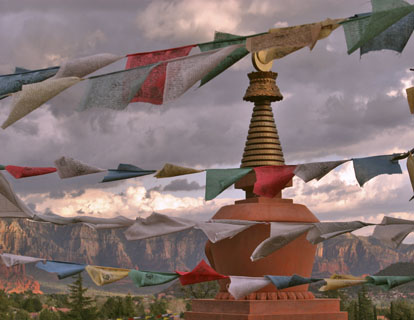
[163,179,203,192]
[48,189,65,199]
[1,0,414,221]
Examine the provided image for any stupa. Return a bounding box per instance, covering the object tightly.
[185,56,347,319]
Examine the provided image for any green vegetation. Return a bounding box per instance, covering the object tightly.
[7,278,414,319]
[320,285,414,320]
[0,274,184,319]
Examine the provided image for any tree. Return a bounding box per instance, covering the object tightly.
[123,294,137,317]
[180,281,219,299]
[357,286,373,320]
[353,300,359,320]
[0,290,10,314]
[14,309,30,320]
[100,296,127,319]
[22,295,42,312]
[390,301,395,320]
[149,298,168,317]
[65,273,98,320]
[39,309,60,320]
[181,281,219,311]
[385,300,414,320]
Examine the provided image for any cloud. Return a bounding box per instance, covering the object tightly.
[0,0,413,229]
[135,0,243,42]
[23,180,231,220]
[163,179,203,191]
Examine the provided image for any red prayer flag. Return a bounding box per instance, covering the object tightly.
[253,165,297,198]
[176,260,228,285]
[6,165,57,179]
[126,45,195,104]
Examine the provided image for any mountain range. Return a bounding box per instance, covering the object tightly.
[1,218,414,294]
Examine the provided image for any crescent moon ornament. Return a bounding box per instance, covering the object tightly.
[252,51,273,71]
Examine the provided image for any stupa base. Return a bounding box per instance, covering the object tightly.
[185,299,347,320]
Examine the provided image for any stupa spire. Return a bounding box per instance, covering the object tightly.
[241,71,285,168]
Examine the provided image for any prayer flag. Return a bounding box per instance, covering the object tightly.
[54,156,105,179]
[124,212,196,240]
[101,164,156,182]
[250,222,314,261]
[78,64,156,111]
[306,221,371,244]
[177,260,228,285]
[124,212,256,243]
[406,87,414,114]
[0,172,35,218]
[126,45,195,104]
[366,275,414,290]
[227,276,271,300]
[319,278,367,291]
[360,12,414,55]
[0,253,45,267]
[197,219,261,243]
[330,274,366,280]
[372,216,414,248]
[198,32,249,87]
[353,154,402,186]
[407,152,414,200]
[342,0,414,54]
[246,18,341,58]
[35,261,86,279]
[0,66,59,97]
[32,211,134,229]
[2,77,81,129]
[163,44,244,103]
[198,32,247,51]
[54,53,123,78]
[85,265,130,286]
[14,67,31,73]
[253,165,296,198]
[128,270,179,287]
[205,168,252,200]
[5,165,56,179]
[294,160,348,182]
[155,163,203,178]
[265,274,321,290]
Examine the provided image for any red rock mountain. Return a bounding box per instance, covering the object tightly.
[0,219,413,293]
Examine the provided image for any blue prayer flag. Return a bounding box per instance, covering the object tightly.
[0,66,59,97]
[353,154,402,186]
[35,261,85,279]
[101,164,156,183]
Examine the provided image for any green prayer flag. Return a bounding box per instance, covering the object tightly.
[342,0,414,54]
[205,168,252,200]
[198,32,247,51]
[0,165,5,170]
[198,32,249,87]
[366,275,414,290]
[128,270,179,287]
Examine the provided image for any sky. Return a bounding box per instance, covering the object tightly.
[1,0,414,239]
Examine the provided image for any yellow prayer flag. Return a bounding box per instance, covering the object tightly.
[85,265,130,286]
[406,87,414,114]
[248,18,343,63]
[330,274,366,280]
[155,163,203,178]
[319,279,367,291]
[407,152,414,196]
[2,77,81,129]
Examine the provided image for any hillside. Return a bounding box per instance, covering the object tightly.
[1,218,414,294]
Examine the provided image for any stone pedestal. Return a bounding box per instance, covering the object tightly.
[185,299,347,320]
